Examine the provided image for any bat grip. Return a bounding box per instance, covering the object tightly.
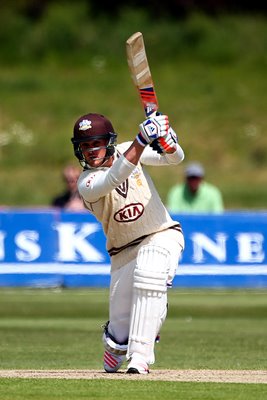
[145,110,159,119]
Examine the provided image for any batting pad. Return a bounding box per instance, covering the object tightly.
[127,244,170,364]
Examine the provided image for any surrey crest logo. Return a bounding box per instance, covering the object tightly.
[79,119,92,130]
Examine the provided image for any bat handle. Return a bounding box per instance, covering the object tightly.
[145,110,158,119]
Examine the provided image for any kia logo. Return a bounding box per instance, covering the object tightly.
[114,203,144,223]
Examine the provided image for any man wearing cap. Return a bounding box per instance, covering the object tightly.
[166,162,224,213]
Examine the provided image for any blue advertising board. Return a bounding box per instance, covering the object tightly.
[0,209,266,288]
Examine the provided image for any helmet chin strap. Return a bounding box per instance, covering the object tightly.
[102,154,113,165]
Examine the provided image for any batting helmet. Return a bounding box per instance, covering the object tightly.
[71,113,117,168]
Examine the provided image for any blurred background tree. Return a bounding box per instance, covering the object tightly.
[0,0,266,208]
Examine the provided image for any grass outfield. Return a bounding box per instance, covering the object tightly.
[1,379,266,400]
[0,288,266,399]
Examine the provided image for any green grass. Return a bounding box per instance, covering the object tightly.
[0,13,266,209]
[0,379,266,400]
[0,289,266,370]
[0,288,266,399]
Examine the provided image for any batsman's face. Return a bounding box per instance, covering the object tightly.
[80,139,110,168]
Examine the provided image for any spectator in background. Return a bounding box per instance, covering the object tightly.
[166,162,224,213]
[51,164,85,211]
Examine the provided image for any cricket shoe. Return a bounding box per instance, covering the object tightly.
[126,357,149,374]
[103,350,125,373]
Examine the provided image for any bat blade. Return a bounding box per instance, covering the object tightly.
[126,32,158,117]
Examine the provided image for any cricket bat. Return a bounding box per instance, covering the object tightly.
[126,32,175,154]
[126,32,158,118]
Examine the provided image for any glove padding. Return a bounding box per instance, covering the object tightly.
[137,114,169,146]
[150,127,178,154]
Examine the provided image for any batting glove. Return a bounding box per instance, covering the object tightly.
[150,127,178,154]
[137,114,169,146]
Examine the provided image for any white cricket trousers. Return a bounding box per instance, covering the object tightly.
[108,228,184,364]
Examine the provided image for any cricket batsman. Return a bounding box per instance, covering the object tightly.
[71,112,185,374]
